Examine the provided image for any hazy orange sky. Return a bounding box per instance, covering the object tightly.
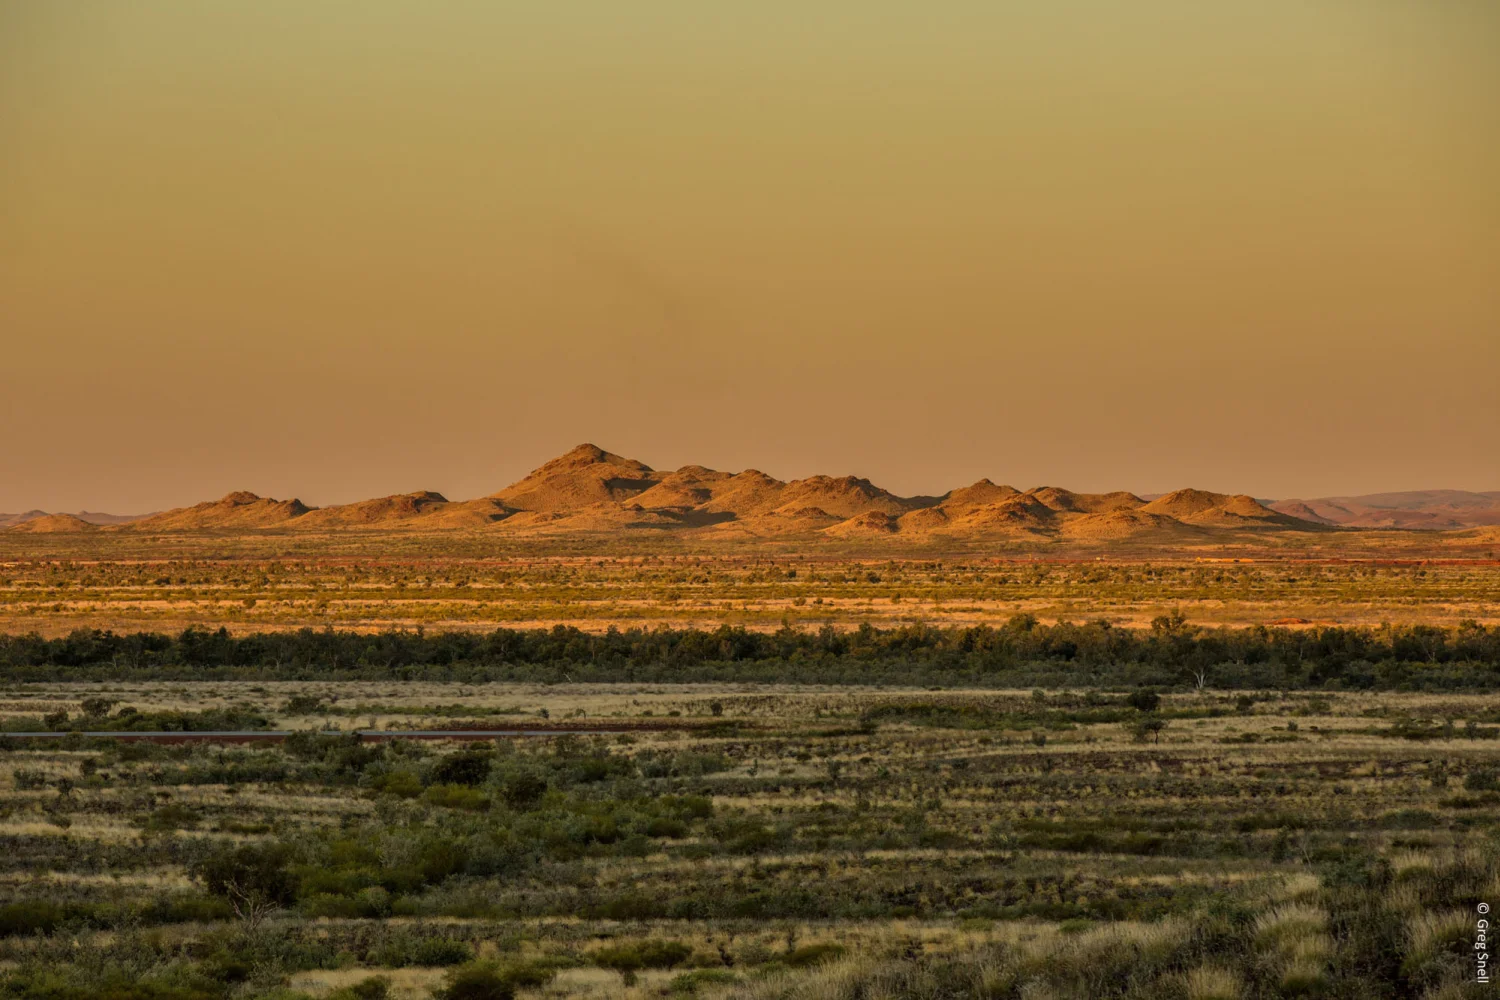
[2,2,1497,512]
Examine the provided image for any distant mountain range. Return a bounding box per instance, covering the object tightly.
[1266,490,1500,530]
[6,444,1494,542]
[0,510,151,529]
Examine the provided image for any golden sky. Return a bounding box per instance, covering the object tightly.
[2,1,1497,511]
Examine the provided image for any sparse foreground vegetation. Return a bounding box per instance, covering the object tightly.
[2,681,1499,998]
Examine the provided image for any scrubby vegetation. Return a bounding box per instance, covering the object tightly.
[2,617,1498,690]
[1,682,1498,997]
[2,551,1497,639]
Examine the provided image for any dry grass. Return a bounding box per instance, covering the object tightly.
[1406,909,1472,963]
[1181,965,1241,1000]
[3,548,1498,636]
[288,968,445,999]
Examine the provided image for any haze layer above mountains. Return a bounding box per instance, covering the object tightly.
[6,445,1498,541]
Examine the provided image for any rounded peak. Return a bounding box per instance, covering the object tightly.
[825,510,899,534]
[218,491,263,505]
[791,474,877,490]
[942,480,1021,506]
[784,506,834,518]
[1141,488,1228,514]
[1059,509,1178,538]
[530,443,654,475]
[9,512,96,533]
[1219,493,1279,516]
[1027,486,1081,508]
[655,464,730,487]
[561,443,609,463]
[1142,488,1283,522]
[1025,486,1144,514]
[1156,488,1227,504]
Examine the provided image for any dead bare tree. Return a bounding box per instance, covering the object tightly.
[221,876,281,932]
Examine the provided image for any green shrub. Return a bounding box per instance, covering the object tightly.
[368,933,474,968]
[283,695,326,715]
[433,960,555,1000]
[436,964,513,1000]
[140,803,201,831]
[327,977,390,1000]
[193,842,297,927]
[493,961,558,989]
[785,942,846,967]
[1131,718,1166,743]
[497,771,548,809]
[645,817,688,838]
[412,938,475,967]
[594,944,644,975]
[370,770,422,798]
[670,969,738,994]
[430,750,493,787]
[424,784,490,811]
[138,894,233,925]
[0,972,220,1000]
[639,940,693,969]
[80,697,119,718]
[0,900,68,936]
[596,939,691,975]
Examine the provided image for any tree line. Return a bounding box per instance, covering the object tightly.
[1,616,1497,689]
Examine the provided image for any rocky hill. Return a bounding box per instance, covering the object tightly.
[124,492,311,531]
[15,444,1482,546]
